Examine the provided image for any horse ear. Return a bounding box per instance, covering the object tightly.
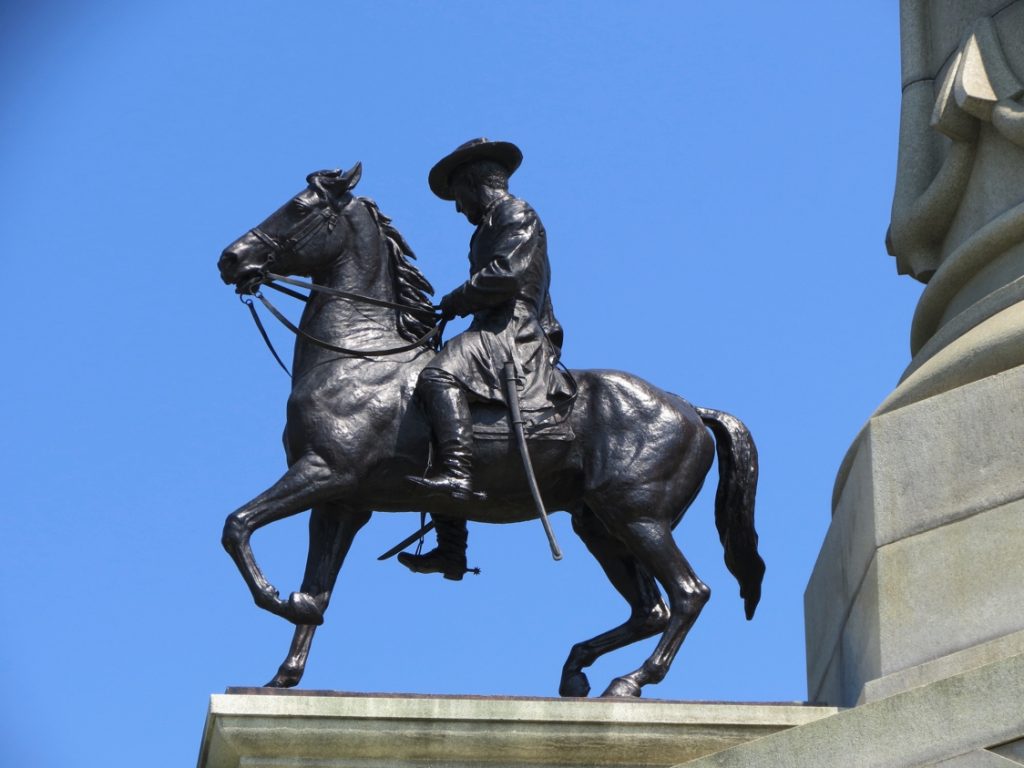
[339,161,362,191]
[306,165,361,207]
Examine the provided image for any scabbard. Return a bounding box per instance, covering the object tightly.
[377,520,435,560]
[502,362,563,561]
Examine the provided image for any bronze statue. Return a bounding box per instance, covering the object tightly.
[217,140,765,698]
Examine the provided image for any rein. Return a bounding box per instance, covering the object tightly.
[243,280,446,377]
[266,273,440,317]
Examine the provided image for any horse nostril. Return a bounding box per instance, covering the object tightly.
[219,250,239,275]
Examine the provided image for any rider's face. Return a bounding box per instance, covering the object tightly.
[450,172,485,225]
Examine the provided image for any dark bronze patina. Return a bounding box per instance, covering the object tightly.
[217,141,765,698]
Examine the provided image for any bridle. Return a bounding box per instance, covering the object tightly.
[237,195,445,376]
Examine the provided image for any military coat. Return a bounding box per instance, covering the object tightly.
[428,194,571,410]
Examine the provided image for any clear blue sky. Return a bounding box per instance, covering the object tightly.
[1,2,918,766]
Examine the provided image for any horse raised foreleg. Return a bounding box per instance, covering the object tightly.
[221,451,343,625]
[600,518,710,698]
[267,504,371,687]
[559,506,669,697]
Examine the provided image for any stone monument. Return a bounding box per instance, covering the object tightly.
[804,0,1024,710]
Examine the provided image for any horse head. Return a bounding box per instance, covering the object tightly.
[218,163,363,294]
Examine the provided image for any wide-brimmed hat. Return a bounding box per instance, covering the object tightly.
[428,138,523,200]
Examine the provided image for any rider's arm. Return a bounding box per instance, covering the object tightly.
[441,201,537,318]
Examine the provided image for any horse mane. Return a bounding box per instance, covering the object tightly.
[358,197,436,343]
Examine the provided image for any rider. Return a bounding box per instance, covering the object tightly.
[401,138,571,580]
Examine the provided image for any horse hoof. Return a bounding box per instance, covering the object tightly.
[287,591,324,626]
[600,677,642,698]
[265,666,302,688]
[559,671,591,698]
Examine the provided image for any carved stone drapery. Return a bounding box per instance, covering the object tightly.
[877,1,1024,414]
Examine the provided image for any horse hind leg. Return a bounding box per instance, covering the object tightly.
[221,451,345,625]
[559,506,670,697]
[267,504,371,687]
[600,517,710,698]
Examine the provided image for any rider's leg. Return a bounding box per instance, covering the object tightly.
[406,367,477,499]
[402,367,475,580]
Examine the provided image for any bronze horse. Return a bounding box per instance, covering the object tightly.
[217,165,764,698]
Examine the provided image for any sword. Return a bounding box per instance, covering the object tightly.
[503,361,563,561]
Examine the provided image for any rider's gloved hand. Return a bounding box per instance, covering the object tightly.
[439,292,463,321]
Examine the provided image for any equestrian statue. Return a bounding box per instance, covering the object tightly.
[217,138,765,698]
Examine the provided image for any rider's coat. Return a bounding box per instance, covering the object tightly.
[428,194,571,411]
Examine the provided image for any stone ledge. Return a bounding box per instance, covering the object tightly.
[673,650,1024,767]
[197,690,836,768]
[858,627,1024,704]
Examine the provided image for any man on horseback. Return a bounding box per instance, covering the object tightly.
[401,138,572,580]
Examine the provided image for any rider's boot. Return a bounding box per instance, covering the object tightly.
[397,515,471,580]
[406,372,482,501]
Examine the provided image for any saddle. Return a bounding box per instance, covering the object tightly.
[470,399,576,442]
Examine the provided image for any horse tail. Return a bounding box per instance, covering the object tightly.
[696,406,765,620]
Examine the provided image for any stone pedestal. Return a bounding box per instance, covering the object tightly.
[805,364,1024,707]
[196,690,835,768]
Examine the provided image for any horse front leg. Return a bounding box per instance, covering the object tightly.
[221,451,344,624]
[267,505,371,687]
